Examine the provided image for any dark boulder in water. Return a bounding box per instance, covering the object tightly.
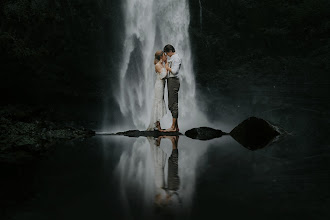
[110,117,285,148]
[185,127,227,140]
[183,117,285,148]
[230,117,283,150]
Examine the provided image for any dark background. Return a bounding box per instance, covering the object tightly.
[1,1,330,219]
[1,0,329,126]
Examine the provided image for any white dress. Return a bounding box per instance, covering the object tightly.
[146,67,167,131]
[147,137,167,189]
[146,137,168,204]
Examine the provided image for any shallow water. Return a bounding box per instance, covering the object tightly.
[2,127,330,219]
[2,81,330,219]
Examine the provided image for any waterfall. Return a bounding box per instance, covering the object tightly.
[113,0,208,131]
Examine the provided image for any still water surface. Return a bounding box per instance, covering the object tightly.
[5,128,330,219]
[2,82,330,219]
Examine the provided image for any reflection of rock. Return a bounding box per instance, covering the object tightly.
[230,117,283,150]
[114,130,182,138]
[185,127,227,140]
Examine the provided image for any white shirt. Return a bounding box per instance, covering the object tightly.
[167,53,181,78]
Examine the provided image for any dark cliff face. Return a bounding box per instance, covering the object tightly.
[1,0,329,125]
[0,0,122,103]
[189,0,330,90]
[0,0,124,124]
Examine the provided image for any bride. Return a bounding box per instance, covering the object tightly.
[146,50,168,131]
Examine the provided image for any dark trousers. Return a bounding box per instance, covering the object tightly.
[168,149,180,190]
[167,77,180,118]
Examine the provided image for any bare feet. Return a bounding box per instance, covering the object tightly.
[163,136,179,149]
[164,126,179,132]
[156,121,163,131]
[156,136,162,146]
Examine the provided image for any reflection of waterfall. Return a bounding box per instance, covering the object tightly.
[113,0,208,130]
[114,138,154,217]
[114,136,210,216]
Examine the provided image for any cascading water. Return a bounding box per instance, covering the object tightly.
[113,0,208,131]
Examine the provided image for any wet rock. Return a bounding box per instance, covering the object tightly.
[185,127,227,140]
[114,130,182,138]
[0,105,95,162]
[230,117,284,150]
[106,117,285,150]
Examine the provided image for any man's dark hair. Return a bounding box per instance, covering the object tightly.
[163,44,175,53]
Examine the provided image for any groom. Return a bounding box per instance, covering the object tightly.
[164,44,181,132]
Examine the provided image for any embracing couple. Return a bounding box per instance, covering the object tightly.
[146,44,181,132]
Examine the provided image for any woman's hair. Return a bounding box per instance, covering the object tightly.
[154,50,163,65]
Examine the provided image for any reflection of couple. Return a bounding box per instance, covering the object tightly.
[147,44,181,132]
[147,136,180,208]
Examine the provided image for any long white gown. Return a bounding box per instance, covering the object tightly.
[147,137,167,190]
[147,67,167,131]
